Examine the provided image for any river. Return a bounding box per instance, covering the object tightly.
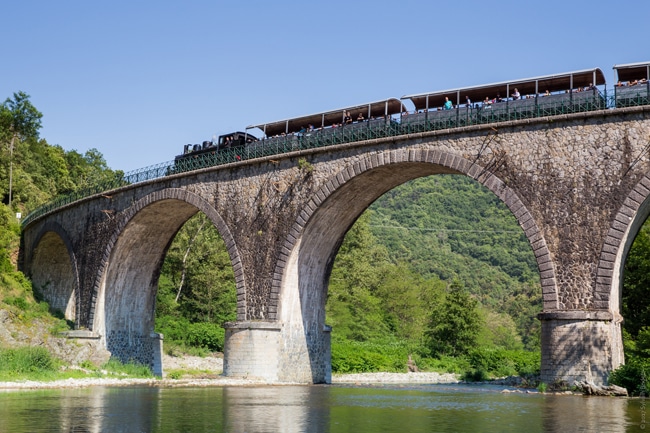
[0,383,645,432]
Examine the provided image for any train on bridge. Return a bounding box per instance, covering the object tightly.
[174,62,650,172]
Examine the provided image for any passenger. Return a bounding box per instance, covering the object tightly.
[544,90,551,96]
[483,97,492,107]
[443,97,453,110]
[465,96,472,107]
[640,78,648,84]
[357,113,365,122]
[511,88,520,100]
[495,93,503,103]
[616,80,625,87]
[343,111,352,125]
[629,79,639,86]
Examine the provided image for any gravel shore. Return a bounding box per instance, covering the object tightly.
[0,372,461,390]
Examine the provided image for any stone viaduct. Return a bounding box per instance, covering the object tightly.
[19,105,650,384]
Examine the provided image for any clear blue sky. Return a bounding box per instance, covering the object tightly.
[3,0,649,173]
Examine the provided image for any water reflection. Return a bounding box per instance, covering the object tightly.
[224,386,329,432]
[542,394,630,433]
[0,384,644,432]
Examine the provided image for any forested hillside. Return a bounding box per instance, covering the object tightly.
[1,91,649,388]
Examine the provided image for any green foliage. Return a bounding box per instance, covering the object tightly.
[368,175,542,345]
[157,213,236,328]
[155,213,236,352]
[79,360,96,370]
[3,296,28,311]
[426,279,483,357]
[331,336,414,373]
[461,368,489,382]
[0,91,43,142]
[608,359,650,396]
[167,370,183,379]
[185,322,225,351]
[101,358,154,378]
[156,316,226,352]
[0,346,57,373]
[467,347,540,377]
[623,222,650,338]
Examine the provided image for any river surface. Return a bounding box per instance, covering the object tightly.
[0,383,645,432]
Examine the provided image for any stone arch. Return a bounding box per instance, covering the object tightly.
[268,148,554,382]
[273,148,556,321]
[88,188,243,368]
[598,174,650,318]
[27,221,78,322]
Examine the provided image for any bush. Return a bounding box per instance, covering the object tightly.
[609,360,650,396]
[156,317,225,352]
[467,347,540,376]
[331,337,414,373]
[416,355,471,374]
[185,323,225,351]
[462,368,489,382]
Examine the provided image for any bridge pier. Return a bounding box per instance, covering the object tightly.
[223,321,331,383]
[538,311,624,385]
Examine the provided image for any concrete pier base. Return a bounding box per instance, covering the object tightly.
[223,321,331,384]
[223,321,283,382]
[538,311,624,385]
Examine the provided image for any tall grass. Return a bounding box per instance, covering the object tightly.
[0,346,59,381]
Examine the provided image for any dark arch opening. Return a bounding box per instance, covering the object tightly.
[29,230,77,322]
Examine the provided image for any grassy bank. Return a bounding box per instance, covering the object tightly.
[0,346,153,383]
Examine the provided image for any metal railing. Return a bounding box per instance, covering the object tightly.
[20,87,647,227]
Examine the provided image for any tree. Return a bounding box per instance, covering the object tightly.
[0,92,43,207]
[426,279,484,356]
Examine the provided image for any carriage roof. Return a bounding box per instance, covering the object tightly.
[613,61,650,82]
[248,98,406,137]
[402,68,606,110]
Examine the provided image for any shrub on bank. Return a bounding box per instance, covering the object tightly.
[609,360,650,396]
[331,337,415,373]
[467,347,540,377]
[156,316,225,352]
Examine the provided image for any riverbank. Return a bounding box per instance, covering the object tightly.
[0,352,462,389]
[0,371,462,390]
